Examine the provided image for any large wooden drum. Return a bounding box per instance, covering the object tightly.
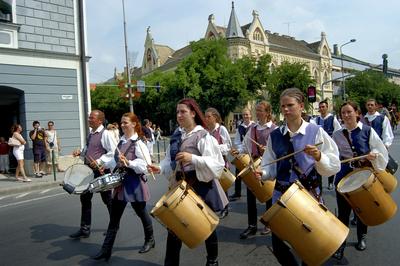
[231,154,251,171]
[260,181,349,266]
[337,168,397,226]
[238,158,275,203]
[150,180,219,249]
[375,169,397,193]
[219,168,236,192]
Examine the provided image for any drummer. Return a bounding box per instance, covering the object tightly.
[258,88,340,265]
[205,107,232,219]
[92,112,155,261]
[235,101,277,239]
[148,98,226,266]
[70,110,116,239]
[230,108,255,201]
[331,101,388,260]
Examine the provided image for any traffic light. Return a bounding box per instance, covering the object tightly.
[307,86,316,103]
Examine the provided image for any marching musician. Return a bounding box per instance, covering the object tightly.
[70,110,116,239]
[364,99,394,148]
[236,101,277,239]
[311,99,342,190]
[258,88,340,265]
[148,98,226,266]
[230,108,255,201]
[205,107,232,219]
[331,101,388,260]
[92,113,155,261]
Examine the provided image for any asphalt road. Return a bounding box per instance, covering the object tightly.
[1,135,400,265]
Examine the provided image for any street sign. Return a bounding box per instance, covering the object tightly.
[137,80,145,92]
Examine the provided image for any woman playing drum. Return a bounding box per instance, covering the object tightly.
[205,107,232,219]
[331,101,388,260]
[148,98,226,266]
[93,112,155,261]
[258,88,340,265]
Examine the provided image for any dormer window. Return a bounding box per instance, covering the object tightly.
[0,0,18,49]
[0,0,13,23]
[253,28,264,42]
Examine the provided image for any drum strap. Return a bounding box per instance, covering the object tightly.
[342,129,372,168]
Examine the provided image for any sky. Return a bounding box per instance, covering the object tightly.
[85,0,400,83]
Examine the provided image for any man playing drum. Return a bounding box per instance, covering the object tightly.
[230,108,255,200]
[258,88,340,265]
[148,98,227,266]
[70,110,116,239]
[331,101,388,260]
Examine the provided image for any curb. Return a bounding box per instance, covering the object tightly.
[0,180,63,196]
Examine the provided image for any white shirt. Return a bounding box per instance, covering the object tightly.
[233,121,255,148]
[158,125,225,183]
[333,121,388,171]
[238,120,274,154]
[210,123,232,156]
[310,113,342,133]
[261,120,341,180]
[105,133,151,174]
[364,111,394,147]
[83,125,117,168]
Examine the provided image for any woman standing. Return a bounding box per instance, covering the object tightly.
[93,112,155,261]
[45,121,63,173]
[11,124,31,182]
[259,88,340,265]
[148,98,226,266]
[205,107,232,219]
[331,101,388,260]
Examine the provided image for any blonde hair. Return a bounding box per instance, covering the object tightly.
[280,88,305,103]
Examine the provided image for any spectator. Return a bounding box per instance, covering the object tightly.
[155,125,163,141]
[11,124,30,182]
[142,119,154,160]
[0,137,10,174]
[45,121,63,173]
[29,121,47,177]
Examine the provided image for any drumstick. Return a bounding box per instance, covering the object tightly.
[137,141,156,180]
[266,142,323,165]
[243,144,263,187]
[248,137,263,149]
[341,154,370,164]
[114,142,128,167]
[87,155,101,170]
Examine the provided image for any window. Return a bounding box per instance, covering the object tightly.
[253,28,264,42]
[0,0,13,23]
[0,0,18,48]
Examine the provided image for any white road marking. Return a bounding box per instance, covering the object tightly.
[40,189,52,194]
[15,193,30,199]
[0,192,65,209]
[0,195,10,200]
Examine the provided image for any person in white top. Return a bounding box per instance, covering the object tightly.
[205,107,232,219]
[45,121,63,173]
[230,108,254,200]
[364,99,394,148]
[311,99,342,190]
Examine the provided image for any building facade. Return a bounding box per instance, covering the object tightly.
[0,0,90,171]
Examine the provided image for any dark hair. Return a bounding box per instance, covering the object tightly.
[340,101,360,121]
[178,98,207,128]
[32,120,40,126]
[11,124,21,133]
[319,99,328,107]
[92,110,105,123]
[122,112,144,137]
[48,121,54,125]
[280,88,305,103]
[205,107,222,124]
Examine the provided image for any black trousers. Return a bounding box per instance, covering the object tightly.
[336,190,368,240]
[247,187,272,227]
[272,233,300,266]
[233,168,242,196]
[79,170,112,228]
[107,199,153,239]
[164,229,218,266]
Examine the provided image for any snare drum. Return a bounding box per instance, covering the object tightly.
[62,164,94,194]
[151,180,219,249]
[337,168,397,226]
[238,158,275,203]
[231,154,251,171]
[88,171,125,193]
[260,181,349,266]
[375,170,397,193]
[219,168,236,192]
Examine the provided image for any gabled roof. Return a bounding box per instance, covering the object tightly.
[154,44,174,65]
[267,32,320,58]
[307,41,321,53]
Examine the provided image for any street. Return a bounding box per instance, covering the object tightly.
[1,136,400,265]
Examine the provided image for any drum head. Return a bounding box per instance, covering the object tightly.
[338,169,372,193]
[63,164,94,194]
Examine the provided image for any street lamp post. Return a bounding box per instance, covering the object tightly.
[122,0,134,113]
[340,39,356,101]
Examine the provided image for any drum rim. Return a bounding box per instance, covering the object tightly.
[337,167,374,193]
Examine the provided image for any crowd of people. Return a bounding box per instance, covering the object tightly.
[2,90,397,265]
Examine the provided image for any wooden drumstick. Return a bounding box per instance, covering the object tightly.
[248,137,264,149]
[265,142,323,165]
[137,141,156,180]
[341,154,370,164]
[87,155,101,170]
[113,140,128,167]
[243,145,263,187]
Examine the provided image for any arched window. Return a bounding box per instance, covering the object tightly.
[208,32,215,40]
[253,28,264,42]
[146,49,152,63]
[322,46,329,56]
[323,71,329,83]
[313,69,319,82]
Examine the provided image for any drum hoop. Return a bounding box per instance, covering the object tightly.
[337,167,374,193]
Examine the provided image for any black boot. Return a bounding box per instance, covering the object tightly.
[332,242,346,260]
[356,234,367,251]
[92,229,118,261]
[239,225,257,239]
[69,225,90,239]
[206,258,219,266]
[139,237,155,253]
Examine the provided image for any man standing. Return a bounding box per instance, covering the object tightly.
[29,121,47,177]
[364,99,394,148]
[70,110,116,239]
[311,100,341,190]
